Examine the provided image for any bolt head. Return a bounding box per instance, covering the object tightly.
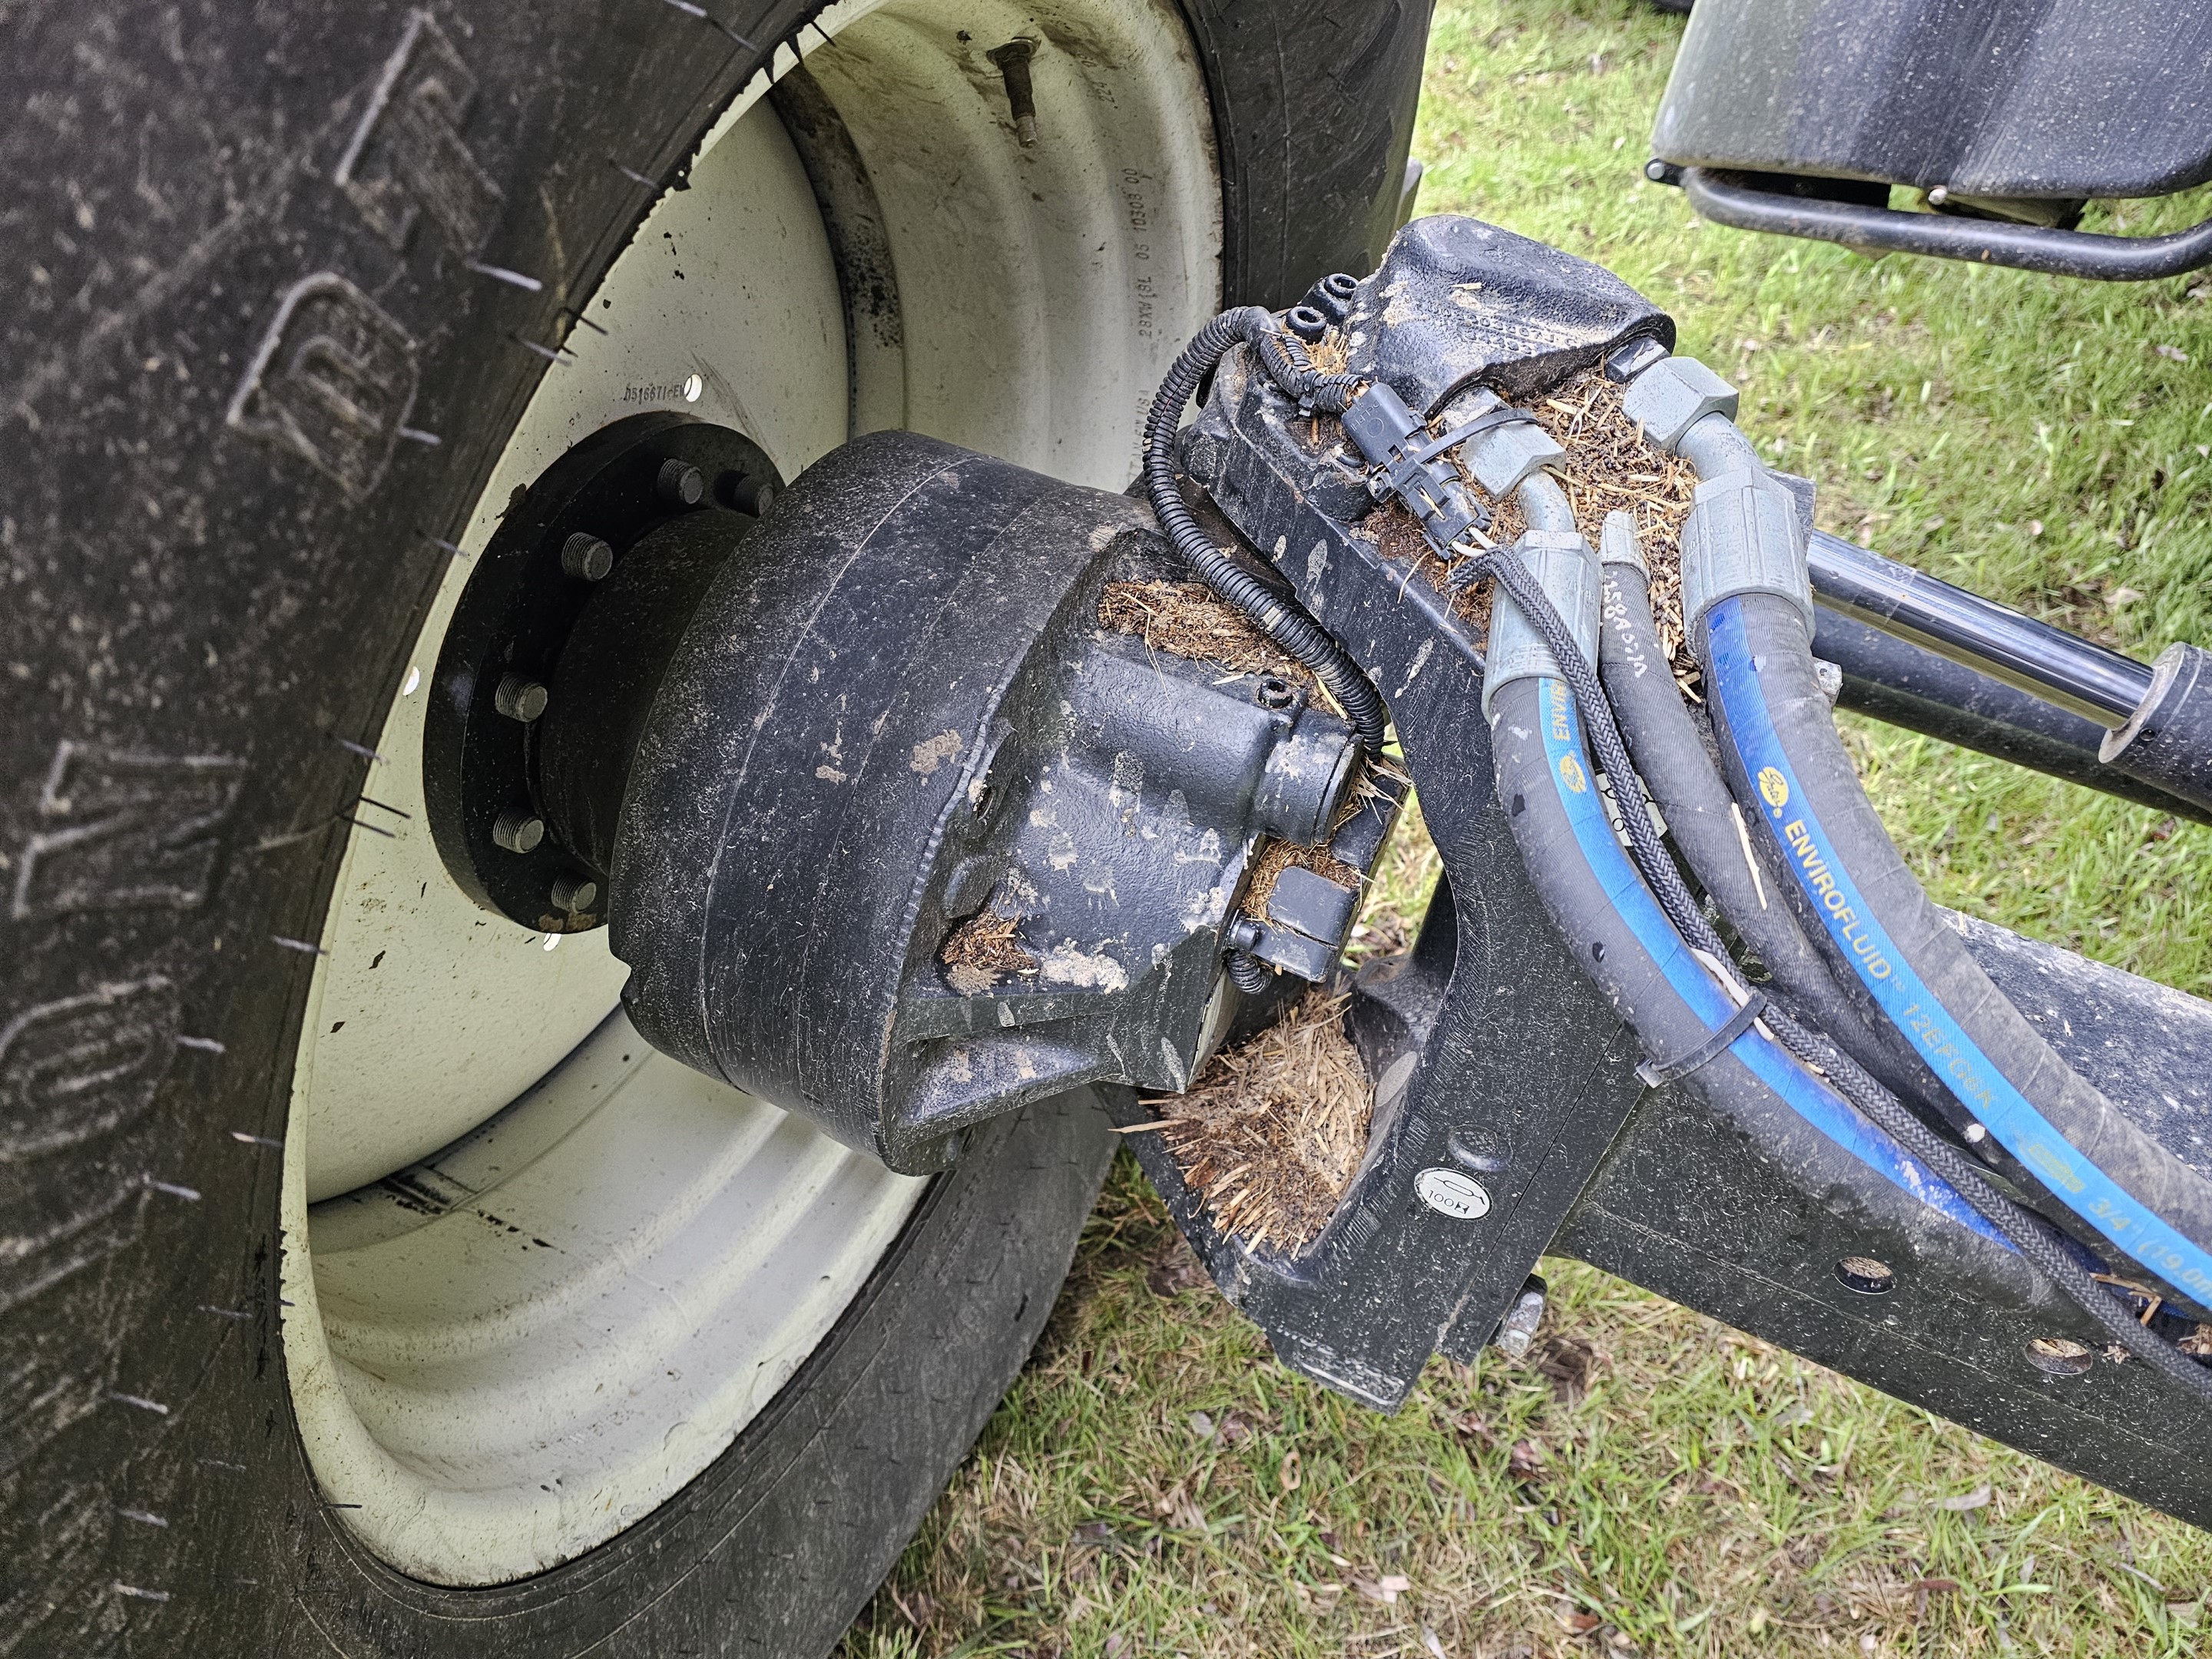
[561,531,614,581]
[551,874,599,914]
[657,458,705,508]
[1255,674,1297,710]
[492,810,545,854]
[494,674,550,723]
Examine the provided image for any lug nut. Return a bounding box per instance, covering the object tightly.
[561,531,614,581]
[494,674,549,723]
[656,459,705,508]
[492,810,545,854]
[551,874,599,914]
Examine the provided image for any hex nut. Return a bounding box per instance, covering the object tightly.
[1618,354,1739,453]
[561,532,614,581]
[492,810,545,854]
[494,674,550,723]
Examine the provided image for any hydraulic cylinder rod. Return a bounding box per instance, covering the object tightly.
[1807,530,2153,728]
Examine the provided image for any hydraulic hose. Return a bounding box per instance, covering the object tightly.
[1478,531,2212,1396]
[1143,310,1388,750]
[1702,588,2212,1322]
[1491,671,2008,1247]
[1597,535,1942,1114]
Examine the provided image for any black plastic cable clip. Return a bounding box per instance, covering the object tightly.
[1634,992,1767,1088]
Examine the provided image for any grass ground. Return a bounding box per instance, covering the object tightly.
[838,4,2212,1654]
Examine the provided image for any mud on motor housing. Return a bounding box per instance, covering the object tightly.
[430,419,1387,1177]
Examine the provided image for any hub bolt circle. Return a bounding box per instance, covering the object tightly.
[495,674,551,723]
[561,532,615,581]
[493,810,546,854]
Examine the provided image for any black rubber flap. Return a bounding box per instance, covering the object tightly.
[1342,216,1674,416]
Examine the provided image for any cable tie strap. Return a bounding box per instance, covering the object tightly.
[1634,992,1767,1088]
[1399,403,1540,468]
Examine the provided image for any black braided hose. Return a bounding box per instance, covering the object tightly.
[1466,547,2212,1399]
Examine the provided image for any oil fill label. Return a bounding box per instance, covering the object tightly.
[1705,600,2212,1303]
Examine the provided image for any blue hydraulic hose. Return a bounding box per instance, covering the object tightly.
[1531,674,2009,1245]
[1705,596,2212,1303]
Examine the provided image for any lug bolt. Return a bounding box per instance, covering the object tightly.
[656,459,705,508]
[720,471,776,516]
[492,810,545,854]
[551,874,599,914]
[561,531,614,581]
[495,674,550,723]
[987,39,1039,147]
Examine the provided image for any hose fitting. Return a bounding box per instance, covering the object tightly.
[1481,529,1601,719]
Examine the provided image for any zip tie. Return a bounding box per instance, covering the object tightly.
[1635,992,1768,1088]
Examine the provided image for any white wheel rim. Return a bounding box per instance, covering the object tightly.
[280,0,1219,1588]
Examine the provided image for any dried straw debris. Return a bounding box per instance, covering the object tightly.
[1367,368,1700,687]
[1144,989,1373,1255]
[1098,579,1316,686]
[940,907,1037,995]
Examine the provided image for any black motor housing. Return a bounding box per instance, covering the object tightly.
[595,432,1384,1174]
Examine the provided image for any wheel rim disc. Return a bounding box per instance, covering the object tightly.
[279,0,1219,1588]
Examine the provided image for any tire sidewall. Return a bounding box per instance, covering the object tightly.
[0,2,1429,1651]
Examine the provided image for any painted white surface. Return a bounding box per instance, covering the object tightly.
[283,0,1220,1587]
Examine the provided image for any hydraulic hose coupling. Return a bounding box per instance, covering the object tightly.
[1622,354,1813,641]
[1480,527,1603,720]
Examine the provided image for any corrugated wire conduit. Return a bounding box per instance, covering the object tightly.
[1148,306,2212,1394]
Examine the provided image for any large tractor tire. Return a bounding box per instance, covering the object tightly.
[0,1,1430,1652]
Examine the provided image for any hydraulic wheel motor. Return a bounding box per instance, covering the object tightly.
[430,422,1389,1174]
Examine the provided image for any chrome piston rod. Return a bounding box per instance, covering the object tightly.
[1808,531,2154,728]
